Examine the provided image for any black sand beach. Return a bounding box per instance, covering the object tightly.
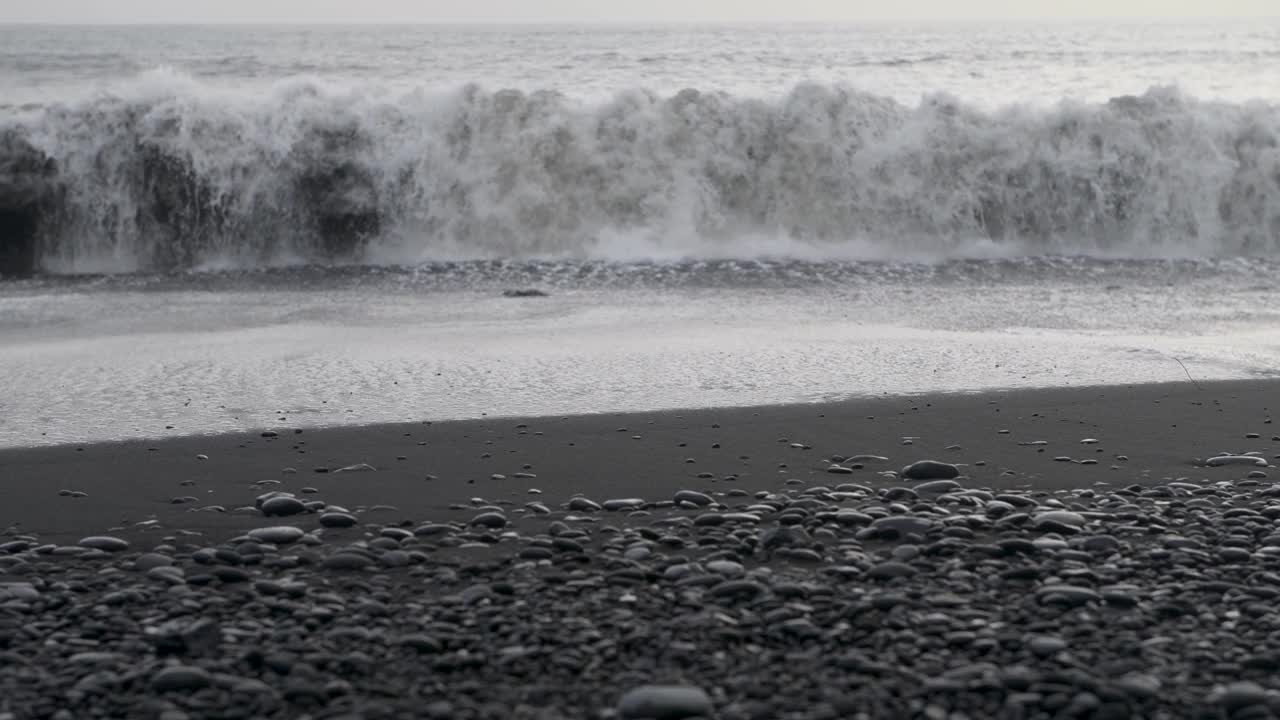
[4,379,1280,718]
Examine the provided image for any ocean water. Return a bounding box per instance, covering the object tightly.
[2,21,1280,447]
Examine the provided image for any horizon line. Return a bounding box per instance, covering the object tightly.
[1,15,1277,26]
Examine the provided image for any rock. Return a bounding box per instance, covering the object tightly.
[78,536,129,552]
[470,512,507,529]
[673,490,713,506]
[152,665,213,692]
[294,124,380,258]
[618,685,714,720]
[1206,455,1268,468]
[319,512,359,528]
[914,479,962,494]
[148,618,221,657]
[1033,510,1086,527]
[1207,682,1268,711]
[260,496,306,517]
[133,553,173,571]
[1027,635,1067,657]
[901,461,961,481]
[867,516,935,539]
[867,561,916,580]
[1036,584,1101,607]
[503,289,549,298]
[247,526,305,544]
[323,553,372,571]
[0,129,59,278]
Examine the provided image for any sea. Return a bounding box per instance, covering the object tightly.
[2,21,1280,447]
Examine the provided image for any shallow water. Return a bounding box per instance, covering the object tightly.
[3,259,1278,448]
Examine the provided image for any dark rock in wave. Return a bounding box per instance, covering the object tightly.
[0,130,59,277]
[294,124,381,259]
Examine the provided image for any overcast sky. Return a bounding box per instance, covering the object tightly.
[2,0,1276,23]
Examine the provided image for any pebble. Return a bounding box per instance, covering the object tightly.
[322,553,373,571]
[247,526,305,544]
[319,512,359,528]
[1206,455,1268,467]
[152,665,213,692]
[77,536,129,552]
[901,460,961,480]
[618,685,714,720]
[260,496,307,517]
[673,490,713,506]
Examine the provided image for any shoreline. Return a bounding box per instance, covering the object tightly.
[3,378,1275,542]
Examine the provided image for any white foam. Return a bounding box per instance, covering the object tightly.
[5,79,1279,273]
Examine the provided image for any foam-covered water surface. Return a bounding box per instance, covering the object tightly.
[2,259,1279,447]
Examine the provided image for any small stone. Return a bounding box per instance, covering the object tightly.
[152,665,213,692]
[1208,682,1267,711]
[618,685,714,720]
[1036,584,1100,607]
[867,561,916,580]
[322,553,372,571]
[914,479,962,494]
[1206,455,1267,468]
[78,536,129,552]
[134,553,174,571]
[319,512,359,528]
[901,460,960,481]
[673,490,713,506]
[470,512,507,529]
[1027,635,1067,657]
[260,496,306,517]
[247,526,305,545]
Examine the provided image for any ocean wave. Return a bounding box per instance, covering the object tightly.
[1,74,1279,275]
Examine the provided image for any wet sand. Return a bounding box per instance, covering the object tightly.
[2,379,1276,543]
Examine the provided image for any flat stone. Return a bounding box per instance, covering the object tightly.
[247,526,305,544]
[152,665,213,692]
[470,512,507,529]
[319,512,358,528]
[618,685,714,720]
[673,490,713,506]
[322,553,372,571]
[133,553,173,571]
[914,479,962,494]
[78,536,129,552]
[1036,584,1101,607]
[868,515,935,538]
[1033,510,1086,527]
[1206,455,1268,468]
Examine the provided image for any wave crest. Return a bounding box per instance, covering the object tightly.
[2,77,1279,275]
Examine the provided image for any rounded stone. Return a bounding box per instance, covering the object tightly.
[901,460,960,481]
[323,553,373,571]
[470,512,507,529]
[914,479,962,494]
[133,553,174,571]
[247,526,305,545]
[319,512,359,528]
[152,665,213,692]
[618,685,713,720]
[260,496,306,517]
[673,490,713,506]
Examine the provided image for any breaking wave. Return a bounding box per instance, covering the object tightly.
[1,73,1279,275]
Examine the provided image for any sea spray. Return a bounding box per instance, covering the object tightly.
[2,78,1279,275]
